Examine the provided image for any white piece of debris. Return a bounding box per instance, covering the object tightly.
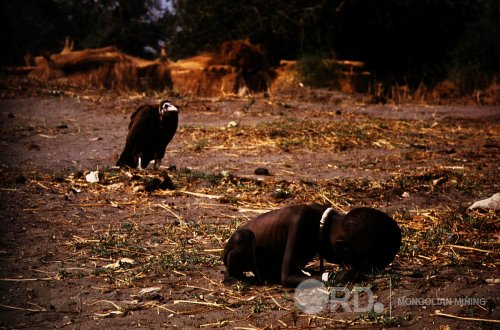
[104,257,135,269]
[85,171,99,183]
[469,193,500,210]
[131,287,163,301]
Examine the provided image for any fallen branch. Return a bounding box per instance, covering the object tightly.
[0,303,47,312]
[278,319,288,327]
[94,310,125,318]
[173,270,186,276]
[267,294,290,311]
[432,309,500,324]
[155,304,178,314]
[173,300,235,312]
[449,244,496,254]
[156,204,184,223]
[199,320,232,328]
[173,300,223,307]
[321,194,347,213]
[204,248,223,253]
[23,201,139,212]
[238,208,271,214]
[178,190,223,199]
[0,277,54,282]
[91,300,122,309]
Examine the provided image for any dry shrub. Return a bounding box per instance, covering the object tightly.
[477,79,500,105]
[211,39,266,71]
[170,40,275,96]
[28,46,172,91]
[171,64,239,97]
[294,55,370,94]
[431,80,461,101]
[269,60,300,91]
[27,39,271,96]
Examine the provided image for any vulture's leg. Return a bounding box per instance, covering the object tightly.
[153,159,162,170]
[137,157,144,170]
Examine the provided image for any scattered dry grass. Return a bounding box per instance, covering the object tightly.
[0,79,498,328]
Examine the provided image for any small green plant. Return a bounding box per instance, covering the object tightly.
[359,311,413,327]
[157,253,188,271]
[155,248,219,272]
[180,168,223,186]
[252,299,266,314]
[233,282,250,294]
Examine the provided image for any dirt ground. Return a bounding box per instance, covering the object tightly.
[0,77,499,329]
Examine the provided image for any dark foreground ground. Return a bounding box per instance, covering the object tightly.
[0,79,499,329]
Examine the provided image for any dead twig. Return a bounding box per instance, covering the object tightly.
[23,201,140,212]
[266,294,290,311]
[238,208,271,214]
[199,320,233,328]
[156,203,184,223]
[178,190,223,199]
[449,244,496,254]
[0,303,47,312]
[432,310,500,324]
[173,300,235,312]
[204,248,223,252]
[91,299,126,317]
[0,277,54,282]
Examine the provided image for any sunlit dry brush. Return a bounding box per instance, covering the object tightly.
[28,46,172,91]
[175,115,499,155]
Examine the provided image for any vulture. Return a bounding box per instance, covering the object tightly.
[117,100,178,169]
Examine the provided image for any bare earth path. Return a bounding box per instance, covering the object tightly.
[0,82,499,329]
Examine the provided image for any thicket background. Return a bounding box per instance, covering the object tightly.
[1,0,499,91]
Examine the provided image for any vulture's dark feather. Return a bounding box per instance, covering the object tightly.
[117,100,178,169]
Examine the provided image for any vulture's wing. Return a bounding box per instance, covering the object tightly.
[127,105,160,140]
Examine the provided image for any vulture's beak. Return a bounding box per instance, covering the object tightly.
[160,102,178,120]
